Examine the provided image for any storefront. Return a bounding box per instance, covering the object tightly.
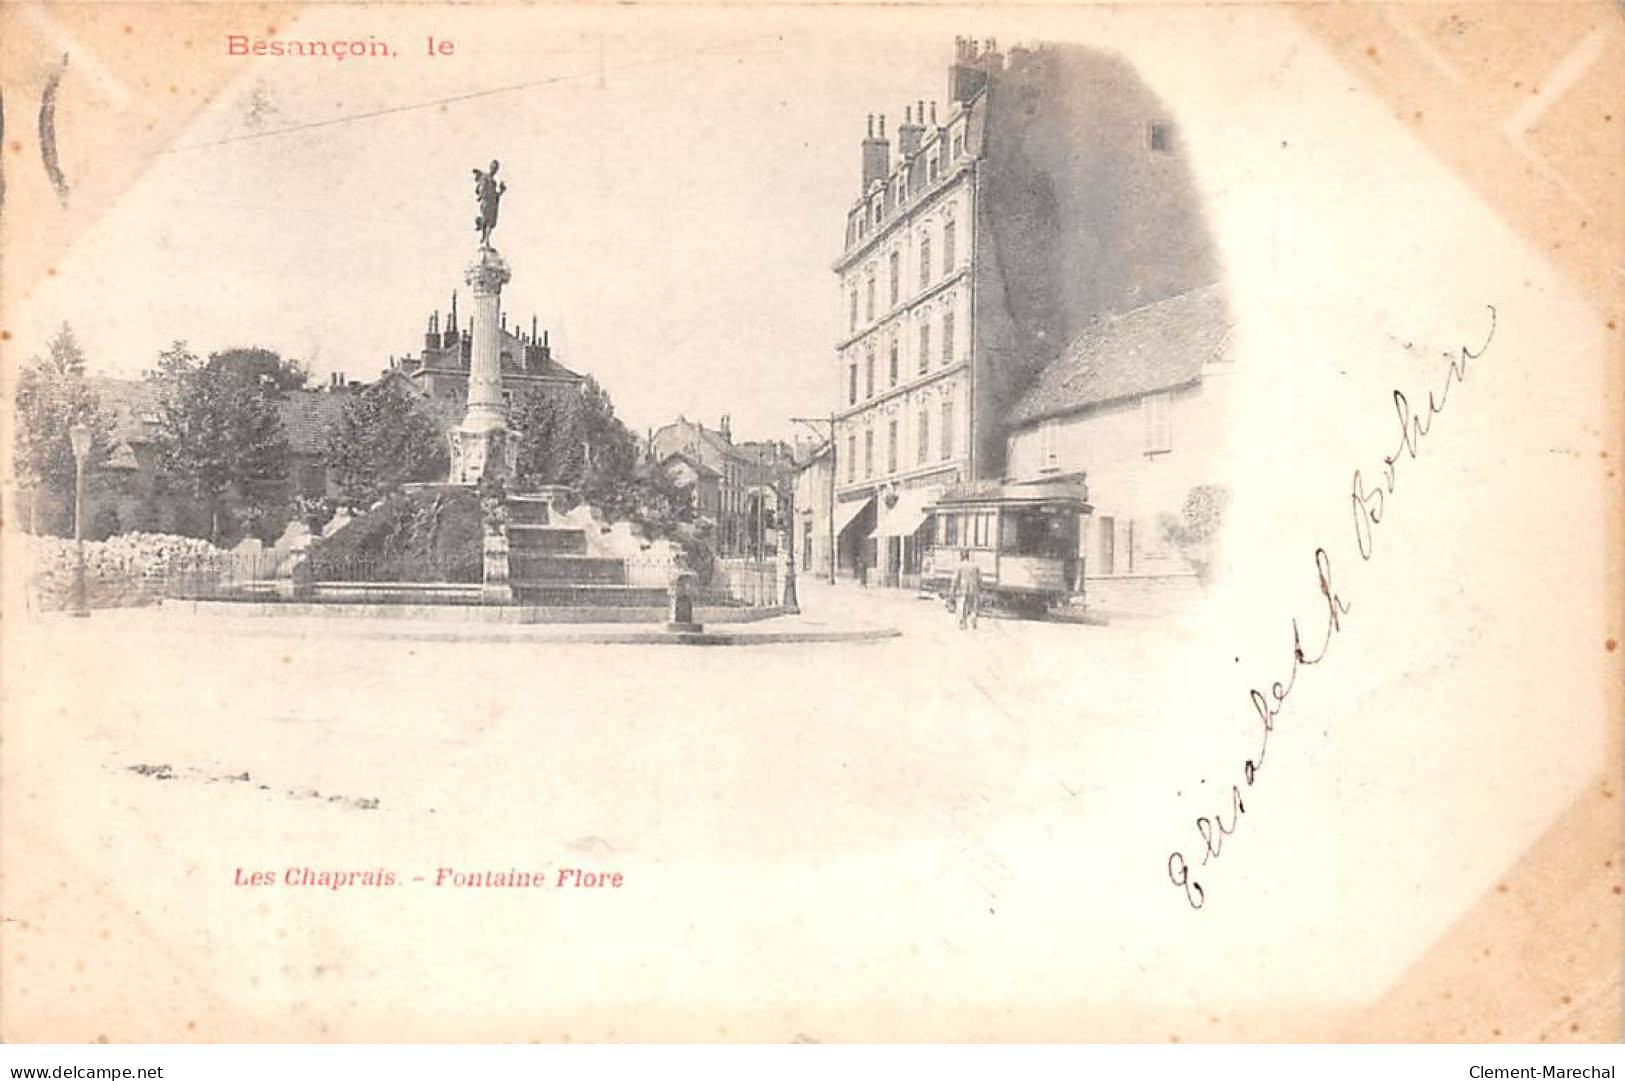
[874,487,938,588]
[832,495,875,580]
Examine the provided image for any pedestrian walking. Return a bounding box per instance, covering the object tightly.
[950,548,981,630]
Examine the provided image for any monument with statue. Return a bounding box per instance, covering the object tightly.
[246,160,786,627]
[448,160,521,484]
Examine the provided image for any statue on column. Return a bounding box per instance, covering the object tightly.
[473,160,506,247]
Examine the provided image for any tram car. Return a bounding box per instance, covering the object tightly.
[920,480,1092,613]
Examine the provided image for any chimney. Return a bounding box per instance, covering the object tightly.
[950,37,991,104]
[861,113,890,193]
[721,415,732,442]
[425,311,438,350]
[898,103,925,158]
[541,329,551,361]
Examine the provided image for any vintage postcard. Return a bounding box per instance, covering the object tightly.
[0,0,1619,1046]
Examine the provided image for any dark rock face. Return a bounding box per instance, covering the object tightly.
[307,486,484,583]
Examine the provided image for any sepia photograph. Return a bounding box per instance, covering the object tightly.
[0,0,1619,1058]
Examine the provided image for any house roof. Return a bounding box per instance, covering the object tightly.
[87,376,163,446]
[87,376,354,458]
[277,389,350,456]
[1008,283,1232,428]
[659,450,721,478]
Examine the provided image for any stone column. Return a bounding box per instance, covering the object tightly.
[449,246,519,483]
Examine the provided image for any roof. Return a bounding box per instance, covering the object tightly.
[276,390,350,456]
[930,479,1092,509]
[87,376,353,457]
[87,376,163,446]
[1008,283,1231,427]
[659,450,720,479]
[794,440,834,468]
[652,418,741,471]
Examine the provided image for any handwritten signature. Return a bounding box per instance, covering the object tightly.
[1167,304,1498,910]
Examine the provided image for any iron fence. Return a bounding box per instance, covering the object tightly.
[712,557,780,608]
[620,553,781,608]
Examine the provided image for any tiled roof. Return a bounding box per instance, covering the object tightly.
[659,450,720,478]
[86,376,353,457]
[276,389,350,456]
[1008,283,1232,428]
[86,376,163,446]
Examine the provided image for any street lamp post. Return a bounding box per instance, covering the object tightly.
[781,479,799,614]
[68,419,92,618]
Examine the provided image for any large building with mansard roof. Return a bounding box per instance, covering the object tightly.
[824,37,1223,587]
[385,290,586,410]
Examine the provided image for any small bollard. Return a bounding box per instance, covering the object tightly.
[666,567,702,634]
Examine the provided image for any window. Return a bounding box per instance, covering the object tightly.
[918,320,931,373]
[846,435,856,483]
[943,219,956,272]
[1040,418,1059,469]
[952,134,963,158]
[919,233,932,288]
[971,512,991,547]
[943,513,959,546]
[864,429,874,477]
[849,290,858,333]
[888,252,900,306]
[941,399,954,459]
[888,340,899,386]
[917,409,929,465]
[873,199,883,225]
[1098,516,1116,575]
[848,363,857,405]
[929,155,940,184]
[1142,392,1172,453]
[865,347,875,399]
[887,420,898,473]
[941,310,954,365]
[864,272,875,322]
[1148,123,1170,152]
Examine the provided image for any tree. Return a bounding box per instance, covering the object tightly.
[512,375,699,545]
[323,380,449,508]
[1158,483,1231,585]
[149,341,290,543]
[511,385,585,487]
[11,323,114,534]
[204,346,309,392]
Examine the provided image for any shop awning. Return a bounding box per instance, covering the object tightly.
[833,495,875,539]
[877,487,938,537]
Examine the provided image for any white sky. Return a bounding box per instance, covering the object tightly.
[11,4,1347,442]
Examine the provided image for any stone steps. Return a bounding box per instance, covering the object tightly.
[506,525,587,555]
[505,497,552,526]
[509,553,627,584]
[511,583,670,607]
[499,496,660,609]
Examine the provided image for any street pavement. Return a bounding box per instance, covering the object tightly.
[0,579,1397,1040]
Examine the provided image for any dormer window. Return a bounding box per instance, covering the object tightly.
[1148,122,1171,152]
